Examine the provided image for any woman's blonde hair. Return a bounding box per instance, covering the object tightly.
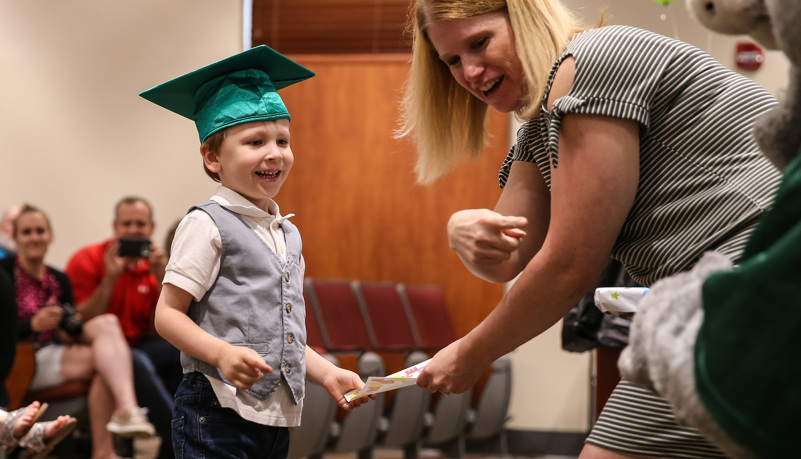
[397,0,583,184]
[13,204,52,237]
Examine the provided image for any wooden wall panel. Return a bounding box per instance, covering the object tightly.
[277,54,509,336]
[252,0,412,54]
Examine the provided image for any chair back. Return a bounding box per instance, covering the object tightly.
[352,281,417,352]
[303,288,328,354]
[304,278,373,352]
[397,284,457,351]
[6,343,36,410]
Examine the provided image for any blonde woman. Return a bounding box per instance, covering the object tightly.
[401,1,781,458]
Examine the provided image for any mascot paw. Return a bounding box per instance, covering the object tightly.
[619,253,759,458]
[618,252,732,396]
[755,103,801,171]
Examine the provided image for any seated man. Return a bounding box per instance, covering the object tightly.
[66,196,180,459]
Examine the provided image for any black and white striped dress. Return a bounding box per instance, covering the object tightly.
[499,26,781,457]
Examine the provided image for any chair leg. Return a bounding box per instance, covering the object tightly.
[498,430,510,458]
[442,435,466,458]
[403,440,421,459]
[357,446,375,459]
[113,435,134,459]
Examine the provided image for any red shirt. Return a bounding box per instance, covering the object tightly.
[65,239,159,346]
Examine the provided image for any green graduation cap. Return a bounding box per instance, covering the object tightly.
[139,45,314,143]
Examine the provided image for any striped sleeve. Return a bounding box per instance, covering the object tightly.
[499,25,781,285]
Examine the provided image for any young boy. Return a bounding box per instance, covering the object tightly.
[141,46,371,458]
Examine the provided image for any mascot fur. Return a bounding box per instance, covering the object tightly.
[618,1,801,457]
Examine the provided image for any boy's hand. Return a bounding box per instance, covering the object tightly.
[218,345,273,390]
[322,368,375,410]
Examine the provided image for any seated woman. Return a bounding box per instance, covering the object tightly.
[1,205,155,459]
[1,401,77,459]
[1,254,78,459]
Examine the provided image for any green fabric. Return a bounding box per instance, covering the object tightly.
[139,45,314,142]
[697,149,801,458]
[193,69,288,141]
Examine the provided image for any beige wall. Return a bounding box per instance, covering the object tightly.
[507,0,790,433]
[1,0,242,267]
[2,0,790,437]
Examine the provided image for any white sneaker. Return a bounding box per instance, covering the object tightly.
[106,407,155,438]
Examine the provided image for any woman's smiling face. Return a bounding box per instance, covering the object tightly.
[14,211,52,263]
[426,12,525,113]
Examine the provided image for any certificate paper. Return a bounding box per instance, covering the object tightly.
[344,358,431,402]
[594,287,649,319]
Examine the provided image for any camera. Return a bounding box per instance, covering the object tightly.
[59,303,83,338]
[118,237,152,258]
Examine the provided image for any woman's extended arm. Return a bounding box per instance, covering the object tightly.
[418,110,641,394]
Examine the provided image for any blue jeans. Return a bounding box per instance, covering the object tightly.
[131,349,175,459]
[172,372,290,459]
[137,336,183,395]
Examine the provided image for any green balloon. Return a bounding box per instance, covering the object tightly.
[653,0,675,4]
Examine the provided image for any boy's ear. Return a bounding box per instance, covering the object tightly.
[200,145,222,173]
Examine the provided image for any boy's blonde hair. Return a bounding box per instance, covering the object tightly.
[397,0,583,184]
[201,130,226,182]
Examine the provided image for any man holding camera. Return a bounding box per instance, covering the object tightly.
[65,196,177,459]
[65,197,168,342]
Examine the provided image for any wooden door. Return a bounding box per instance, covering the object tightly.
[278,54,509,336]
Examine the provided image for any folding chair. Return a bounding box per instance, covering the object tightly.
[304,278,385,459]
[464,355,512,457]
[396,284,473,456]
[398,283,512,458]
[288,289,339,459]
[352,281,431,459]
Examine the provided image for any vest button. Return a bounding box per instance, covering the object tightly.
[287,333,294,344]
[285,303,292,313]
[284,272,290,282]
[284,363,292,373]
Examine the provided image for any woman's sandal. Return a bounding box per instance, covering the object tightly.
[17,417,78,459]
[0,402,49,453]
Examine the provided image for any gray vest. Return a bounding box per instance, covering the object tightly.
[181,201,306,403]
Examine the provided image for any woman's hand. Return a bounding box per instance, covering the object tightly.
[31,304,63,333]
[217,345,273,390]
[448,209,527,265]
[415,337,487,395]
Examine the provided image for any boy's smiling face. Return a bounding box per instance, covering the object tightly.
[202,119,293,211]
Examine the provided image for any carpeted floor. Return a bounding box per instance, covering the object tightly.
[133,440,576,459]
